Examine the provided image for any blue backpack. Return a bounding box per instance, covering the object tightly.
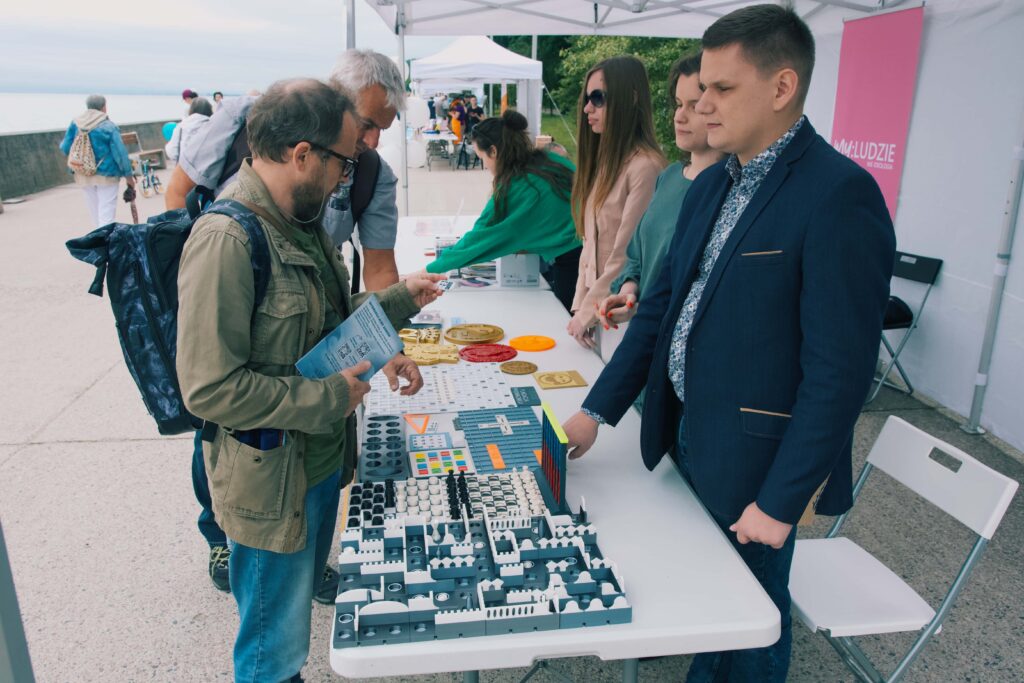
[66,199,270,435]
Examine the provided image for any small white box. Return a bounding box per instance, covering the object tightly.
[498,254,540,287]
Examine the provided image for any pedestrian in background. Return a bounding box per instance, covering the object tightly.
[166,96,213,162]
[59,94,135,228]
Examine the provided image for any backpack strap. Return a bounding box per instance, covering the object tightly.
[196,198,272,445]
[348,149,382,294]
[202,199,271,312]
[186,186,216,219]
[350,148,381,223]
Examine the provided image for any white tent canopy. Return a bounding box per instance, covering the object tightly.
[364,0,1024,451]
[411,35,541,81]
[411,36,543,137]
[371,0,912,37]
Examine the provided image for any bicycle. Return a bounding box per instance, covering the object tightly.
[138,159,165,198]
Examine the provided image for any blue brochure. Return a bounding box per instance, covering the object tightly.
[295,296,403,382]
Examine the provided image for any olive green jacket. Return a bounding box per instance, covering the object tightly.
[176,162,418,553]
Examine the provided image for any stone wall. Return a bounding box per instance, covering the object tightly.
[0,121,168,199]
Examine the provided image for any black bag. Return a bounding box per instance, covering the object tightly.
[66,200,271,435]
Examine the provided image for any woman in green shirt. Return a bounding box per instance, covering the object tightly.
[425,110,582,311]
[599,51,726,328]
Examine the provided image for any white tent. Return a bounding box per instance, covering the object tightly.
[362,0,1024,452]
[411,36,544,138]
[370,0,913,37]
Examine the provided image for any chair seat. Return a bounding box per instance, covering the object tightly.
[883,296,914,329]
[790,537,935,638]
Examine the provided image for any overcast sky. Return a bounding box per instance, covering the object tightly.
[0,0,458,94]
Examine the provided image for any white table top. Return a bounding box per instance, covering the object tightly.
[397,215,550,292]
[331,288,780,678]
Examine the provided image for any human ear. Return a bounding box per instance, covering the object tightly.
[773,68,800,112]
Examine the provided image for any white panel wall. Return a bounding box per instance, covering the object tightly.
[803,2,1024,450]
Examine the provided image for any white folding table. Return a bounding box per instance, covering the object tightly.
[331,287,780,681]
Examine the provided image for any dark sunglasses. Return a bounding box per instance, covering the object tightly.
[294,141,358,178]
[584,89,606,109]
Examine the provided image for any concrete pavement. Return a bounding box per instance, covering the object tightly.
[1,163,1021,682]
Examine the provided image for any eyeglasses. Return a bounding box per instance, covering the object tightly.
[294,141,358,178]
[584,89,606,109]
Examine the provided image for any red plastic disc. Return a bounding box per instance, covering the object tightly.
[458,344,518,363]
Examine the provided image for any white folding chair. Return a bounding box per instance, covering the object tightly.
[789,416,1018,683]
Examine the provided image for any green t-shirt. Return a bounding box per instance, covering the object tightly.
[426,152,581,273]
[277,221,347,486]
[612,162,693,297]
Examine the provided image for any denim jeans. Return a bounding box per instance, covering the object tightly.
[228,469,342,683]
[677,421,796,683]
[192,430,227,547]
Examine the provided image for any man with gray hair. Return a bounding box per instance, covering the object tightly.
[177,77,443,682]
[325,48,406,290]
[59,94,135,227]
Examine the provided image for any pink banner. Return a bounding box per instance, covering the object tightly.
[831,6,924,220]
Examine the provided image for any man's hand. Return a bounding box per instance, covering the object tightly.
[403,271,447,307]
[125,176,137,188]
[598,283,638,327]
[729,502,793,549]
[340,360,372,416]
[563,412,599,460]
[567,308,598,349]
[381,354,423,396]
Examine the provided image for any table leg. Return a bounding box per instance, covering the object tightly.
[622,658,639,683]
[463,671,480,683]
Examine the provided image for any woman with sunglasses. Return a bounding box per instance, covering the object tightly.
[599,52,726,331]
[425,110,581,311]
[568,55,665,349]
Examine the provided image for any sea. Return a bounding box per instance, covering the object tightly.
[0,92,232,134]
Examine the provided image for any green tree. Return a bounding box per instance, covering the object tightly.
[552,35,700,160]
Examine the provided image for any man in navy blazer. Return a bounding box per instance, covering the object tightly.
[563,5,895,681]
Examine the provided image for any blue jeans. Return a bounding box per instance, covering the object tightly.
[228,469,342,683]
[676,421,796,683]
[193,430,227,547]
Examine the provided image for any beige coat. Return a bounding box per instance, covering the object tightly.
[572,150,664,313]
[176,162,418,553]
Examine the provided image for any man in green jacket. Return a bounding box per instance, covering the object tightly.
[176,78,443,683]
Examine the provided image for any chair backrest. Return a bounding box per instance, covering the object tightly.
[867,416,1018,539]
[120,132,142,154]
[893,251,942,285]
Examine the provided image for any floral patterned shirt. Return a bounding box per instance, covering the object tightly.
[668,117,805,403]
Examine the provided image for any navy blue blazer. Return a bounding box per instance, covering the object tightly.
[582,120,895,525]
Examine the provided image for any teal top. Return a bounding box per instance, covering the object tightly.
[426,152,580,273]
[612,162,693,296]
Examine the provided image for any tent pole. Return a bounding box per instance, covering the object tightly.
[398,6,409,216]
[345,0,355,49]
[962,107,1024,434]
[1,519,35,683]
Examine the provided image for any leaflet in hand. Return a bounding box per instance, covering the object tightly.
[295,297,402,382]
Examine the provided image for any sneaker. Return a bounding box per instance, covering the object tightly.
[313,565,339,605]
[209,545,231,593]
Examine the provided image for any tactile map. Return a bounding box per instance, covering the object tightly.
[365,363,516,416]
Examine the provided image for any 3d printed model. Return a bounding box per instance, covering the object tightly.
[365,364,516,416]
[459,407,543,474]
[335,468,630,649]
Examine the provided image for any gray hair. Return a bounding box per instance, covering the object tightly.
[246,78,354,163]
[189,97,213,117]
[330,49,406,111]
[86,94,106,111]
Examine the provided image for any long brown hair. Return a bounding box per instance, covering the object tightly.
[471,110,573,224]
[571,55,664,237]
